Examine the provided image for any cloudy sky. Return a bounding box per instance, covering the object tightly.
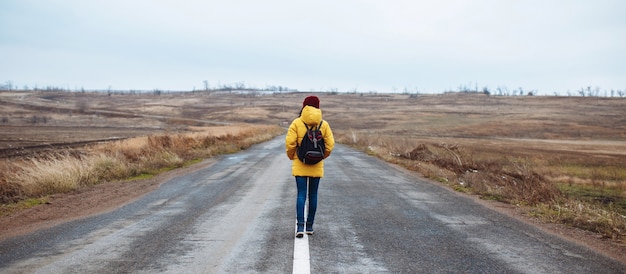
[1,0,625,94]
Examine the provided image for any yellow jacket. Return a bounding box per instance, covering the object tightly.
[285,105,335,177]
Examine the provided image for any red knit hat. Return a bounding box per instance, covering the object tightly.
[302,96,320,108]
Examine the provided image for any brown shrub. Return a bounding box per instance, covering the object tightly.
[460,160,561,204]
[404,144,437,162]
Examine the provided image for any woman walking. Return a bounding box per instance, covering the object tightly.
[285,96,334,238]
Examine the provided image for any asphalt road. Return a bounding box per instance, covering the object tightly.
[1,136,625,273]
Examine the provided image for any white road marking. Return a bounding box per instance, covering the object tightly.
[293,203,311,274]
[292,223,310,274]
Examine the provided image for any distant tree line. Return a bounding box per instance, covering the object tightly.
[445,83,625,97]
[198,80,298,93]
[1,80,624,97]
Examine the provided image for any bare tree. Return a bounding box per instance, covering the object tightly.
[1,80,13,91]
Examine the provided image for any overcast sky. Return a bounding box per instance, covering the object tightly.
[1,0,625,94]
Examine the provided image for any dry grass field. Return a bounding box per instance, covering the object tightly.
[1,90,625,245]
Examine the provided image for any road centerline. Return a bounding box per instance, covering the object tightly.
[292,222,310,274]
[293,202,311,274]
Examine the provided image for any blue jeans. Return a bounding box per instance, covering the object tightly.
[295,176,320,225]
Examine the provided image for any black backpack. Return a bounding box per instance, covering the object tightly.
[297,120,325,165]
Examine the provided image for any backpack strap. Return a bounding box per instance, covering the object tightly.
[302,120,310,131]
[302,120,323,131]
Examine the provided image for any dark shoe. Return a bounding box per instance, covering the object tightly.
[305,223,314,235]
[296,223,305,238]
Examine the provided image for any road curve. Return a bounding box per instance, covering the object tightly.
[0,137,624,273]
